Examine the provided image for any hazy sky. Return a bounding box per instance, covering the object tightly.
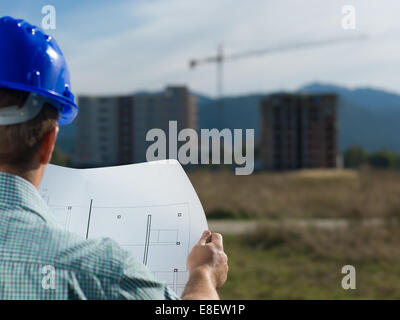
[1,0,399,97]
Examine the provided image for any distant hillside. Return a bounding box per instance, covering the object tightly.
[300,83,400,113]
[300,83,400,152]
[195,93,265,139]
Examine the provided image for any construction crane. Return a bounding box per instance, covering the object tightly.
[189,35,368,129]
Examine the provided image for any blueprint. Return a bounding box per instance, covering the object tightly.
[39,160,208,296]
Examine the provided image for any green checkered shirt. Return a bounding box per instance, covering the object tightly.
[0,172,180,300]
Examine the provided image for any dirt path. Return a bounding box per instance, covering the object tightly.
[208,218,387,235]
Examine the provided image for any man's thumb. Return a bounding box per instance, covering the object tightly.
[198,230,211,245]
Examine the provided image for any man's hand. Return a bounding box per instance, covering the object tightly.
[181,231,229,300]
[187,231,228,288]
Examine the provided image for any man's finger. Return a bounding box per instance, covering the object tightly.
[210,233,223,249]
[198,230,211,245]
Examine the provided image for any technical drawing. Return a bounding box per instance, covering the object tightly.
[39,187,73,229]
[87,203,191,293]
[51,206,73,230]
[39,162,208,297]
[152,269,188,295]
[38,186,92,237]
[143,214,151,265]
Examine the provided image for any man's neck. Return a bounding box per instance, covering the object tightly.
[0,165,43,189]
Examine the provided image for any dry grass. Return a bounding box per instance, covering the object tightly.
[188,168,400,219]
[189,168,400,299]
[220,223,400,299]
[244,222,400,263]
[221,231,400,299]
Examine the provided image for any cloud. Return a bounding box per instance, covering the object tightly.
[38,0,400,96]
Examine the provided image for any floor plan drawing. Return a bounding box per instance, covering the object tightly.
[39,161,208,296]
[87,203,191,294]
[39,185,91,236]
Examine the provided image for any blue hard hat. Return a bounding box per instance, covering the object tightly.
[0,16,78,125]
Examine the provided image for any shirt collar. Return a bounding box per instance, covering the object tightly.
[0,172,58,227]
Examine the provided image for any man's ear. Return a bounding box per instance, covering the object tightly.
[40,125,59,165]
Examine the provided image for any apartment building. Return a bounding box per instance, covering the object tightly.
[74,86,197,167]
[260,93,337,170]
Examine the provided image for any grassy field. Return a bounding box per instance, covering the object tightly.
[219,225,400,299]
[189,168,400,219]
[188,168,400,299]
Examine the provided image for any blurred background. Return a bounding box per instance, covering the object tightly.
[3,0,400,298]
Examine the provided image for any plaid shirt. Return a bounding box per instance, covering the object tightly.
[0,172,180,300]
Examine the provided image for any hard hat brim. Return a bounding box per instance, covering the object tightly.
[0,80,78,125]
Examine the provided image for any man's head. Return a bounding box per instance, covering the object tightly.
[0,88,59,186]
[0,16,79,187]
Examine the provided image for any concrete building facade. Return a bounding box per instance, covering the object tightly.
[74,86,197,167]
[134,86,197,163]
[260,93,337,170]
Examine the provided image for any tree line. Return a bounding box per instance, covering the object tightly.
[344,146,400,169]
